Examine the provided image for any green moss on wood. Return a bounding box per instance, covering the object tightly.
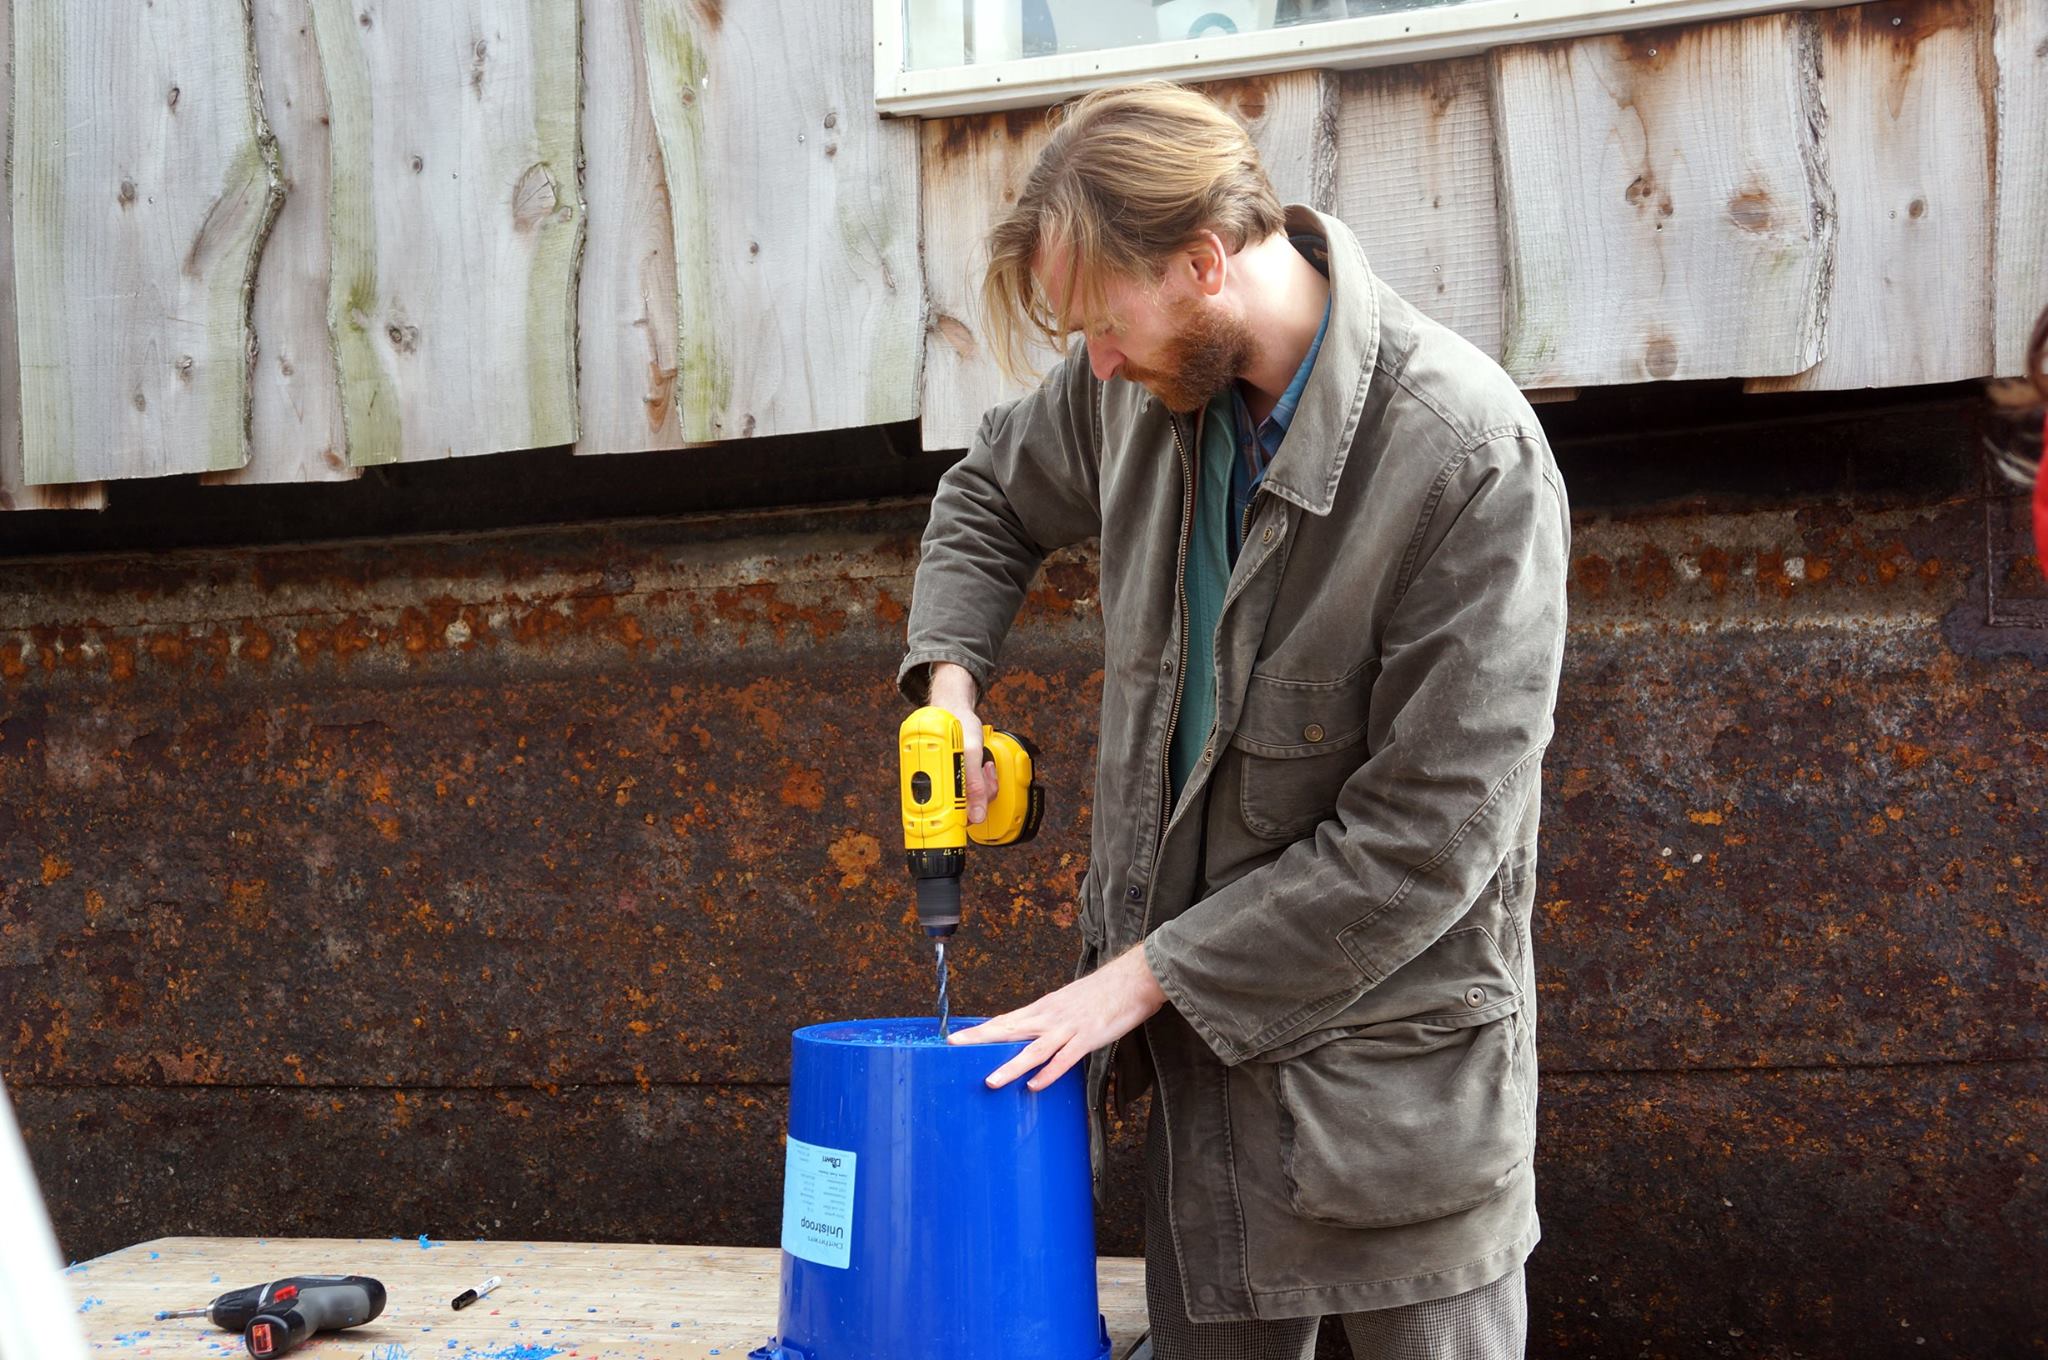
[643,0,731,440]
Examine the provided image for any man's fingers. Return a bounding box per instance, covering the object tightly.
[1026,1034,1093,1092]
[947,1013,1027,1046]
[984,1033,1064,1089]
[961,729,990,824]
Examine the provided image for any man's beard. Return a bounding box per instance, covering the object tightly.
[1124,298,1254,414]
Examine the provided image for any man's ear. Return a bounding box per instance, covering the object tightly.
[1182,230,1228,297]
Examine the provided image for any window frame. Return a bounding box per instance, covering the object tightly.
[874,0,1843,116]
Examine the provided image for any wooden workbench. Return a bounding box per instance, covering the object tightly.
[65,1237,1149,1358]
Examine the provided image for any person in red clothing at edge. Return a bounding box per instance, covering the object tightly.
[1991,305,2048,579]
[896,84,1568,1359]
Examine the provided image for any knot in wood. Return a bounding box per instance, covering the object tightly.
[513,163,559,230]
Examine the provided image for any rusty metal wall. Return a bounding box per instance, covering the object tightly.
[1,452,2042,1356]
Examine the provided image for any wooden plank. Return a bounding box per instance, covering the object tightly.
[1335,57,1503,358]
[575,0,687,456]
[207,0,354,486]
[1992,0,2048,379]
[1206,71,1341,214]
[918,108,1059,451]
[1752,0,1992,392]
[642,1,923,442]
[310,0,583,465]
[0,0,101,510]
[10,0,281,485]
[64,1237,1150,1359]
[1491,13,1832,389]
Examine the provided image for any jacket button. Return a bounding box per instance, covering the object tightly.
[1303,723,1325,743]
[1202,745,1214,762]
[1465,986,1486,1007]
[1262,525,1275,544]
[1162,658,1173,673]
[1127,886,1144,902]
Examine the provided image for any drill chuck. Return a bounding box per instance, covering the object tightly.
[913,874,962,937]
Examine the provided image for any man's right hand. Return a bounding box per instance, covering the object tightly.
[929,661,999,827]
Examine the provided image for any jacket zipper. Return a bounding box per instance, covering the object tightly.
[1098,409,1196,1137]
[1156,409,1198,864]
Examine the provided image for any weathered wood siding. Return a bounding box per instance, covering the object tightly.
[641,0,923,442]
[0,0,100,509]
[1751,0,1992,392]
[1491,15,1833,387]
[1,0,2040,501]
[1335,59,1502,362]
[308,0,584,465]
[9,0,280,485]
[211,0,353,487]
[1992,0,2048,380]
[918,108,1059,453]
[576,0,686,455]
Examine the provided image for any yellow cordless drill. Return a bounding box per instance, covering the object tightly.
[898,706,1044,939]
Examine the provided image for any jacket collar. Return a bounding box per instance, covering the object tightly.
[1257,206,1380,517]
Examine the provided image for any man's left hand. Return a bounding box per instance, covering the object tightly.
[948,943,1167,1091]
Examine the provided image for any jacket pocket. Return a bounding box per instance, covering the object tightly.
[1231,663,1375,842]
[1270,926,1529,1229]
[1275,1014,1527,1229]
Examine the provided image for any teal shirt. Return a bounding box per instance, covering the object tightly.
[1169,249,1331,806]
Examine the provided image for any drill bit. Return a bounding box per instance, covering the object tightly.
[156,1307,212,1320]
[935,938,951,1038]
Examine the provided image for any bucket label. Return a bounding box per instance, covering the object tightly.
[781,1136,858,1269]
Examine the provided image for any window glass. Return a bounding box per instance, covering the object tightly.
[903,0,1483,72]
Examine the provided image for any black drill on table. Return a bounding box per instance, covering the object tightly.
[158,1275,386,1358]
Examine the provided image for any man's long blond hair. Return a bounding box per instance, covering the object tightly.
[980,83,1286,385]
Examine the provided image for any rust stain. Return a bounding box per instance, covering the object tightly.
[1892,742,1933,770]
[1826,0,1976,48]
[225,879,271,931]
[1613,24,1690,73]
[779,767,825,812]
[827,830,881,889]
[929,107,1054,165]
[40,855,72,886]
[1200,76,1270,125]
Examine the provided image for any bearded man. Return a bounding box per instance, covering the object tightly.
[899,82,1569,1360]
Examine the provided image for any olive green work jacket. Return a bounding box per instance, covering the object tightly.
[899,207,1570,1321]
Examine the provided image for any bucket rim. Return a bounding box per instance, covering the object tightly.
[791,1016,1003,1047]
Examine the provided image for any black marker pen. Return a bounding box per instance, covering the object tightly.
[450,1275,502,1310]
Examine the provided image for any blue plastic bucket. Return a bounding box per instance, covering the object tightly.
[753,1017,1110,1360]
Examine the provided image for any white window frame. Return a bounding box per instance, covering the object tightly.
[875,0,1844,117]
